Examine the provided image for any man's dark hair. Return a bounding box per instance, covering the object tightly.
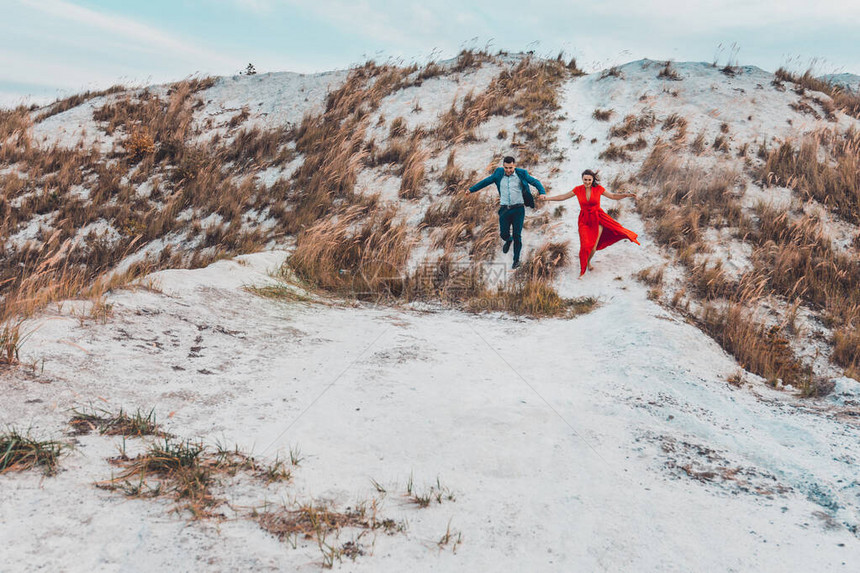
[503,156,516,164]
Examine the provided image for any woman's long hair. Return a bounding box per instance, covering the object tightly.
[581,169,600,184]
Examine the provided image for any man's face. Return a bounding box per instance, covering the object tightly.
[503,162,516,175]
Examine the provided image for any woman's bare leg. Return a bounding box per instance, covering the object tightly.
[587,225,604,271]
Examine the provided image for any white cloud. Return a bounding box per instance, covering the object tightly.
[16,0,240,69]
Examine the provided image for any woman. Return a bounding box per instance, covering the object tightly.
[539,169,639,275]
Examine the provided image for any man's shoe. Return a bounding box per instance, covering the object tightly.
[502,240,512,254]
[511,260,521,270]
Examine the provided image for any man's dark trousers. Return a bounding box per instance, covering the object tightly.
[498,204,525,263]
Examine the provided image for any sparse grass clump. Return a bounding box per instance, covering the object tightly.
[658,61,682,81]
[399,139,429,199]
[452,48,494,73]
[592,108,614,121]
[69,406,167,437]
[599,143,632,162]
[259,499,405,568]
[599,67,623,80]
[832,327,860,376]
[406,475,456,508]
[609,111,656,139]
[422,190,498,258]
[0,429,64,475]
[99,437,290,518]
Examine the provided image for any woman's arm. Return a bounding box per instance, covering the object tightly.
[603,190,636,200]
[538,190,575,202]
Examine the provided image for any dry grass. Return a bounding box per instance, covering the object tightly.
[744,203,860,335]
[638,143,743,239]
[35,85,126,122]
[439,150,467,194]
[98,438,290,518]
[69,406,167,437]
[288,204,411,298]
[0,76,277,342]
[598,143,632,162]
[592,108,614,121]
[285,61,411,232]
[422,190,497,255]
[657,61,682,81]
[635,265,665,300]
[609,110,656,139]
[399,137,429,199]
[832,327,860,373]
[634,144,827,392]
[434,56,571,163]
[405,255,489,303]
[760,128,860,224]
[662,114,687,135]
[517,241,570,281]
[464,243,595,318]
[0,320,24,365]
[696,302,811,388]
[774,68,860,119]
[452,48,494,73]
[468,279,597,318]
[0,429,64,475]
[259,499,404,568]
[599,67,623,80]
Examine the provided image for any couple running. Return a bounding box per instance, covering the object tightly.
[467,156,639,274]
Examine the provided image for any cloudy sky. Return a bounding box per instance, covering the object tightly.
[2,0,859,107]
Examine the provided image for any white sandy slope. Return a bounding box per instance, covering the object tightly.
[3,58,860,571]
[2,247,859,572]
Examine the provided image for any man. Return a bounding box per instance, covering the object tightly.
[467,156,546,269]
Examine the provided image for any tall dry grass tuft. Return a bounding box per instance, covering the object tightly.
[609,110,656,139]
[452,48,494,73]
[0,107,33,164]
[745,203,860,333]
[832,327,860,374]
[774,68,860,119]
[439,151,466,194]
[697,302,811,387]
[421,191,497,259]
[760,128,860,224]
[398,137,429,199]
[288,204,411,298]
[518,241,570,281]
[0,107,32,141]
[405,255,488,303]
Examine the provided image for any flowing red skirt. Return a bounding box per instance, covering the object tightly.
[578,207,640,275]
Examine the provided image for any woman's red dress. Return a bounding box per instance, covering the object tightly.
[574,184,639,275]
